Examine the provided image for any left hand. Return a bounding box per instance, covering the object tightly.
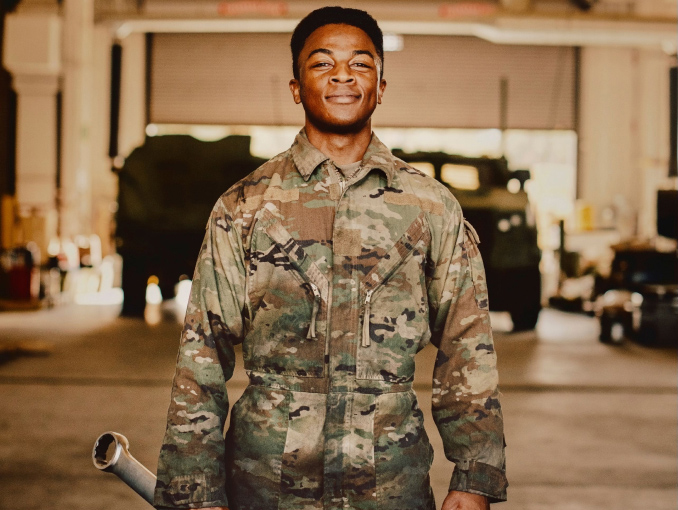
[441,490,490,510]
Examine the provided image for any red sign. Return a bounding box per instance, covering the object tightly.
[438,2,498,18]
[217,1,289,16]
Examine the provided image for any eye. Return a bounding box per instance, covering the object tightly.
[311,62,331,68]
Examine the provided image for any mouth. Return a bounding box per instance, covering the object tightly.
[326,94,361,104]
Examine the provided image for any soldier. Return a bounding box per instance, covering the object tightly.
[154,6,507,510]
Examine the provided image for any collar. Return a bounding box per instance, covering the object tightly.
[290,128,395,186]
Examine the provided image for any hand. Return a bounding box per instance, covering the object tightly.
[441,490,490,510]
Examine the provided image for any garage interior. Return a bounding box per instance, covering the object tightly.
[0,0,676,509]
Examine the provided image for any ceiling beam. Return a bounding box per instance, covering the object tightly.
[112,15,676,51]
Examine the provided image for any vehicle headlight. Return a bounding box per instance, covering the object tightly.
[631,292,643,307]
[507,178,521,194]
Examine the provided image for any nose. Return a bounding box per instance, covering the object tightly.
[330,63,354,83]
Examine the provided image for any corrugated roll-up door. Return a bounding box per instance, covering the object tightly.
[150,32,575,129]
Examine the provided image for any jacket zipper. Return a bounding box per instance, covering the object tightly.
[323,286,332,356]
[325,167,349,353]
[307,282,321,340]
[362,289,374,347]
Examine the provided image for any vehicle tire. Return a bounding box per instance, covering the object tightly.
[495,265,541,332]
[511,307,540,331]
[120,254,147,317]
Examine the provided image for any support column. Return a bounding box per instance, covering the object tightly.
[578,46,672,238]
[60,0,94,239]
[118,31,147,159]
[90,25,118,257]
[636,48,673,238]
[579,47,641,238]
[2,13,61,260]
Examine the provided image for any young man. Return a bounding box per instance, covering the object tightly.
[154,7,507,510]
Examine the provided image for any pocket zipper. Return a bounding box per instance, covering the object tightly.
[307,282,321,340]
[362,289,374,347]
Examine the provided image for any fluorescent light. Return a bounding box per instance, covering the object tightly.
[383,33,404,52]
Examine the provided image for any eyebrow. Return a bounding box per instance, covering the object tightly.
[306,48,376,60]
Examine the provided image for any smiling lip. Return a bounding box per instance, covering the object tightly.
[326,94,360,104]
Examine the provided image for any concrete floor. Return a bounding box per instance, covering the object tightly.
[0,302,675,510]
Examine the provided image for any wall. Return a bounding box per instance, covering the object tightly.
[1,2,675,262]
[579,47,673,238]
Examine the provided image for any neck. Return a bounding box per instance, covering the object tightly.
[304,121,373,165]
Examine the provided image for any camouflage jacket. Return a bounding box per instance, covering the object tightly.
[154,130,507,510]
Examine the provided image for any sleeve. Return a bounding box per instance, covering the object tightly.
[154,198,247,509]
[427,201,508,503]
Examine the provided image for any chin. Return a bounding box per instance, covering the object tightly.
[320,119,366,134]
[308,110,375,135]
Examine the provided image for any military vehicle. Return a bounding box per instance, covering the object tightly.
[116,135,266,316]
[392,150,541,330]
[117,138,541,328]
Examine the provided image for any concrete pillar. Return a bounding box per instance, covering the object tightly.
[118,32,146,159]
[579,46,672,238]
[2,13,61,259]
[59,0,94,238]
[636,48,673,238]
[90,25,118,257]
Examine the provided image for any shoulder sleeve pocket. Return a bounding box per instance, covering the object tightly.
[463,219,489,311]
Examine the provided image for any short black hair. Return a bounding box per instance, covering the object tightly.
[290,6,384,80]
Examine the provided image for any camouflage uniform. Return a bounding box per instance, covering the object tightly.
[154,130,508,510]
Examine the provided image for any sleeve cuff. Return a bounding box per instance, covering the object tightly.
[449,459,508,503]
[156,505,228,510]
[154,473,228,509]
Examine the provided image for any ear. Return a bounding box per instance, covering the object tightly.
[289,79,302,105]
[377,79,387,105]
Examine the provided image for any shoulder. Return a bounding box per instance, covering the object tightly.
[216,148,296,216]
[391,157,463,221]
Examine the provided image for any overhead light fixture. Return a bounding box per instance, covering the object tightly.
[383,33,404,52]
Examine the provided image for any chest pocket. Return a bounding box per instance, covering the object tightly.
[246,205,329,378]
[356,213,431,382]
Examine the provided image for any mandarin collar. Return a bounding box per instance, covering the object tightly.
[290,128,395,186]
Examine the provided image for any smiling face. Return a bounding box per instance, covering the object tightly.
[289,23,387,134]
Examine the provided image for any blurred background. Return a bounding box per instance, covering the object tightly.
[0,0,676,509]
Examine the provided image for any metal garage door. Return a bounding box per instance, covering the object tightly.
[149,32,575,129]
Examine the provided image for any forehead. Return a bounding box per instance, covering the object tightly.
[302,23,377,56]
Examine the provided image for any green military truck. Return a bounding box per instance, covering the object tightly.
[392,150,542,331]
[116,134,266,316]
[117,138,541,329]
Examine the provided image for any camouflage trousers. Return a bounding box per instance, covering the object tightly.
[224,372,437,510]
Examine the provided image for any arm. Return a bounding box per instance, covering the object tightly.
[427,201,508,504]
[154,198,247,509]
